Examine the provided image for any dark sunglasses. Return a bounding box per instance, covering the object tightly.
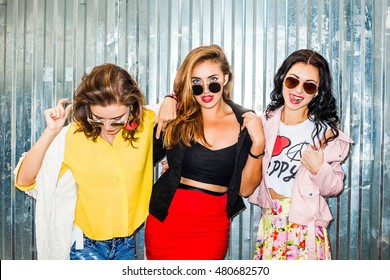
[87,117,126,128]
[192,82,222,96]
[284,76,318,95]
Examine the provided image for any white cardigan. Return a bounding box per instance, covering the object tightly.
[14,125,77,260]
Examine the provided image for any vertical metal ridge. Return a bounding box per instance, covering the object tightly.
[252,0,258,109]
[200,0,203,46]
[53,0,59,101]
[378,1,386,259]
[241,0,246,107]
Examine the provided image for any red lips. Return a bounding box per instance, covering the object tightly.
[272,136,291,156]
[201,95,214,103]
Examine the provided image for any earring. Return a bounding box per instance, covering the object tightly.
[124,114,137,131]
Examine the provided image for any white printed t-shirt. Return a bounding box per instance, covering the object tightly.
[265,119,327,197]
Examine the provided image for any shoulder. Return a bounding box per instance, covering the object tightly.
[262,107,282,123]
[335,130,353,144]
[225,99,252,114]
[143,108,156,124]
[323,128,353,145]
[225,99,253,124]
[68,122,78,133]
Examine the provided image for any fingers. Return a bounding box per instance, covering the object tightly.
[44,98,73,124]
[57,98,69,107]
[155,118,170,139]
[155,96,178,139]
[241,112,255,129]
[63,104,73,121]
[305,145,322,156]
[242,112,264,144]
[307,144,319,151]
[301,144,323,174]
[48,98,70,119]
[155,121,163,139]
[160,160,169,175]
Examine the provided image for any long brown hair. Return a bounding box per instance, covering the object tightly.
[72,63,145,145]
[163,45,233,148]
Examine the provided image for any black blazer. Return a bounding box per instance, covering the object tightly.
[150,99,254,221]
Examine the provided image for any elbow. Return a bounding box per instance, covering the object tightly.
[15,174,35,188]
[320,179,344,197]
[239,181,260,197]
[240,189,254,198]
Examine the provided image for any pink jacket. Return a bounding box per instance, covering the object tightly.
[248,107,353,259]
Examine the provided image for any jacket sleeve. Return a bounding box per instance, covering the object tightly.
[13,153,38,197]
[310,160,345,197]
[153,125,166,165]
[311,135,352,197]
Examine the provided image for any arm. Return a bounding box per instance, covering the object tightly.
[153,125,167,166]
[310,161,345,196]
[16,99,73,187]
[239,112,265,197]
[154,94,178,139]
[300,130,348,196]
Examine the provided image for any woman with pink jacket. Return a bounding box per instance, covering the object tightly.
[248,49,352,260]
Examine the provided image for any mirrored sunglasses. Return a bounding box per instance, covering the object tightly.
[284,76,318,95]
[87,117,126,128]
[192,82,222,96]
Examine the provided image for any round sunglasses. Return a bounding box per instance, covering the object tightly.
[284,76,318,95]
[192,82,222,96]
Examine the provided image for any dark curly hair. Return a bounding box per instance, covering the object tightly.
[72,63,145,145]
[266,49,339,146]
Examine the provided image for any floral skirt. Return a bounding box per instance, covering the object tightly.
[253,198,331,260]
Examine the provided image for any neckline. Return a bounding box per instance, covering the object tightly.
[280,118,311,128]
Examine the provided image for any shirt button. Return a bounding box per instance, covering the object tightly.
[309,193,313,196]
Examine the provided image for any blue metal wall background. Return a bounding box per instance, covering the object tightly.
[0,0,389,260]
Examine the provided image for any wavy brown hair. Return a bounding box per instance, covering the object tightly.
[163,44,233,148]
[72,63,145,145]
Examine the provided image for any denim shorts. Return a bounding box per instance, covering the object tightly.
[70,234,135,260]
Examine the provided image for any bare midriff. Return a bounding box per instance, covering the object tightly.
[269,187,288,199]
[180,177,228,193]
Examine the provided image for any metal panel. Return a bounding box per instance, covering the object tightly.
[0,0,389,260]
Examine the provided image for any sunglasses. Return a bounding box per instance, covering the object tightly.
[192,82,222,96]
[87,117,126,128]
[284,76,318,95]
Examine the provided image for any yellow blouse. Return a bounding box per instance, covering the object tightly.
[18,109,155,241]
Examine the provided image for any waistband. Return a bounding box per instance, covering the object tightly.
[178,183,227,196]
[86,234,134,243]
[72,225,135,250]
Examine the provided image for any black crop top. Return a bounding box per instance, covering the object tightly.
[181,142,237,187]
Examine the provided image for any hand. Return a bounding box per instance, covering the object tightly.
[155,96,177,139]
[160,160,169,175]
[43,98,73,135]
[242,112,265,148]
[300,145,324,175]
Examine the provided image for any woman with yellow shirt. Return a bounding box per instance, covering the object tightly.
[15,63,155,260]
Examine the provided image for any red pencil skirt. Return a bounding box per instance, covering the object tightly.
[145,185,230,260]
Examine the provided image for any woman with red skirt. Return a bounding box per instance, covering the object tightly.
[146,45,265,260]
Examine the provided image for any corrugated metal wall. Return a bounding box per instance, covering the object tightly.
[1,0,389,260]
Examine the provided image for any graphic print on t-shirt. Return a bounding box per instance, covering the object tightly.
[267,135,310,183]
[272,136,290,156]
[265,119,320,197]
